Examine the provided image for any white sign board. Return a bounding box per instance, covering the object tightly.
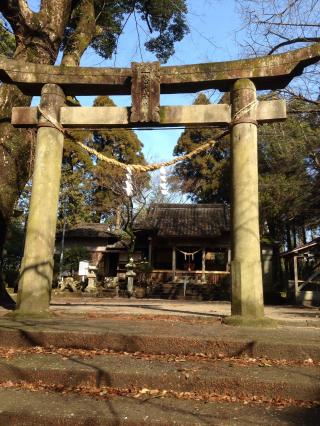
[78,260,89,276]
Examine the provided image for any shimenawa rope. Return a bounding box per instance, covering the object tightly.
[37,99,257,173]
[37,106,229,173]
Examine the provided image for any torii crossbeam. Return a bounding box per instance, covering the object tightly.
[2,44,319,320]
[1,43,320,95]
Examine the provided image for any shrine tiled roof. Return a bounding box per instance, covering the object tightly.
[145,204,230,238]
[58,223,117,239]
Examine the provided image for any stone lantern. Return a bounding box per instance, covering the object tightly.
[125,258,136,298]
[85,265,98,293]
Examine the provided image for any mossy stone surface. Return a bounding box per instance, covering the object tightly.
[5,309,55,320]
[223,316,278,328]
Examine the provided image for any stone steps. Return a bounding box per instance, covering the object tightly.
[0,316,319,424]
[1,388,319,426]
[0,317,319,360]
[0,352,318,401]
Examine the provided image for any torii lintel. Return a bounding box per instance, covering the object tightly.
[1,43,320,97]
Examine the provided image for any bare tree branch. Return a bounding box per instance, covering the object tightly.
[284,88,320,105]
[268,37,320,54]
[238,0,320,102]
[253,21,320,27]
[276,0,300,17]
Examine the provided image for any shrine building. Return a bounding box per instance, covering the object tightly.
[56,203,275,295]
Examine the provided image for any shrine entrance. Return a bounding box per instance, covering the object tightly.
[1,43,320,318]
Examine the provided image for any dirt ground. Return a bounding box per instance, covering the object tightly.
[43,297,320,327]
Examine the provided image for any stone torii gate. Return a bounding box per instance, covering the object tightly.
[1,43,320,317]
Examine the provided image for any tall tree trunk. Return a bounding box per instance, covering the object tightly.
[0,84,32,307]
[292,221,297,248]
[0,0,72,306]
[0,0,99,306]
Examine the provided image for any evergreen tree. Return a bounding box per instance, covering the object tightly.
[0,18,15,57]
[173,93,230,203]
[174,95,320,248]
[58,130,94,230]
[87,96,148,223]
[258,100,320,247]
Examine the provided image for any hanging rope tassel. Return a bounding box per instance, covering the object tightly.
[124,167,133,197]
[159,166,168,195]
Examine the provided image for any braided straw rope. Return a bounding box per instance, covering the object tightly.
[232,100,258,122]
[38,100,262,173]
[75,131,228,173]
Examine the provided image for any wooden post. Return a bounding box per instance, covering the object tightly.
[172,246,176,282]
[16,84,65,315]
[201,249,206,283]
[148,237,152,266]
[293,255,299,303]
[230,79,264,319]
[227,249,232,272]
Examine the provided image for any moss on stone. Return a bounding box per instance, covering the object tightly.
[223,316,278,328]
[6,309,56,320]
[159,107,166,122]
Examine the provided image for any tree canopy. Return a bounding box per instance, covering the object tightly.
[0,18,15,57]
[61,0,189,65]
[258,100,320,246]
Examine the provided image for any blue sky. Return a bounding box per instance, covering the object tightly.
[27,0,243,162]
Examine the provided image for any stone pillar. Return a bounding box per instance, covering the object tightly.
[172,246,176,282]
[230,79,264,318]
[16,84,65,315]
